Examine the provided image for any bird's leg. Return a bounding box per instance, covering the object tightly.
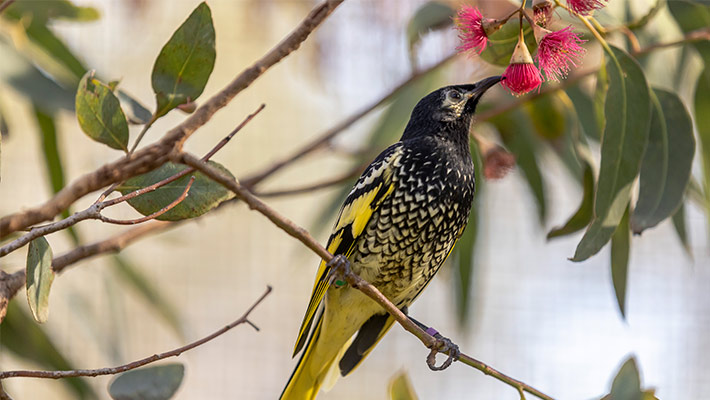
[406,313,460,371]
[326,254,351,288]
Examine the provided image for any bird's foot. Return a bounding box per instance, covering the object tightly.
[425,327,460,371]
[326,255,351,288]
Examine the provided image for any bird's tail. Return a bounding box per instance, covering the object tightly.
[280,315,352,400]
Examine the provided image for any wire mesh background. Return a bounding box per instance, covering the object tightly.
[0,1,708,399]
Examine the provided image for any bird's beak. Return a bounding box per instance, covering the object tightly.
[468,76,503,101]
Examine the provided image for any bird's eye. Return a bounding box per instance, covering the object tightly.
[448,90,463,101]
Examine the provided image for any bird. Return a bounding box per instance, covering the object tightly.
[280,76,503,400]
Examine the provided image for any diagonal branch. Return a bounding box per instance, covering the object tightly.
[0,0,343,239]
[178,152,555,400]
[0,286,272,380]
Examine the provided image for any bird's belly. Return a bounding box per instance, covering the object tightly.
[349,194,467,307]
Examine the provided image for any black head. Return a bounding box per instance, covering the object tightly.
[401,76,502,141]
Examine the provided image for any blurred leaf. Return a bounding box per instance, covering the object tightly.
[607,357,643,400]
[480,22,536,67]
[388,371,419,400]
[407,1,454,65]
[631,88,695,234]
[611,207,630,319]
[493,110,547,224]
[4,0,99,23]
[26,237,54,323]
[452,141,483,327]
[524,93,567,141]
[566,84,601,142]
[1,302,96,399]
[109,364,184,400]
[572,46,651,261]
[118,161,235,221]
[76,71,129,151]
[112,255,183,338]
[672,203,692,257]
[668,1,710,66]
[695,69,710,232]
[592,60,609,142]
[0,39,74,111]
[152,2,215,118]
[548,161,595,239]
[32,105,81,244]
[117,89,153,125]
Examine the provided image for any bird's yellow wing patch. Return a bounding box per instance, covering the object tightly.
[293,147,401,356]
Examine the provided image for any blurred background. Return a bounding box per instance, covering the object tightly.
[0,0,708,399]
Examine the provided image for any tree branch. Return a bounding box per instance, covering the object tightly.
[0,286,272,380]
[0,0,343,239]
[178,152,555,400]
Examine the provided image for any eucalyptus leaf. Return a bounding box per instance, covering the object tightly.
[4,0,100,23]
[389,371,419,400]
[479,22,536,67]
[494,110,547,225]
[566,84,601,142]
[75,71,129,151]
[631,88,695,234]
[611,207,630,319]
[151,2,215,118]
[607,357,642,400]
[668,1,710,66]
[524,93,567,141]
[672,203,692,257]
[117,89,153,125]
[548,161,595,239]
[108,364,184,400]
[25,237,54,323]
[407,2,455,59]
[572,46,651,262]
[118,161,235,221]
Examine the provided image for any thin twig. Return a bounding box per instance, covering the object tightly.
[0,105,265,257]
[240,53,455,188]
[632,28,710,57]
[99,176,196,225]
[179,153,555,400]
[255,162,366,198]
[0,286,272,380]
[0,0,343,239]
[0,0,15,14]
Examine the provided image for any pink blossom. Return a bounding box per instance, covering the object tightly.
[483,146,516,180]
[536,26,587,81]
[455,6,488,54]
[501,36,542,96]
[533,0,554,27]
[502,63,543,95]
[566,0,606,15]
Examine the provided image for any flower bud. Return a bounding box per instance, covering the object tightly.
[501,34,542,96]
[532,0,554,27]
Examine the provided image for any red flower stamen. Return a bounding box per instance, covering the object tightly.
[455,6,488,54]
[566,0,606,15]
[501,35,542,96]
[535,26,587,81]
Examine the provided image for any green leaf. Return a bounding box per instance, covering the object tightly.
[112,255,183,338]
[25,237,54,323]
[548,161,595,239]
[0,40,74,111]
[1,302,96,399]
[631,88,695,234]
[608,357,643,400]
[671,204,692,257]
[32,105,80,244]
[695,69,710,234]
[524,93,567,141]
[479,22,537,67]
[75,71,129,151]
[572,46,651,262]
[611,207,630,319]
[388,371,419,400]
[151,2,215,118]
[4,0,100,23]
[108,364,184,400]
[117,89,153,125]
[407,1,455,63]
[566,84,601,142]
[668,1,710,66]
[493,110,547,224]
[118,161,235,221]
